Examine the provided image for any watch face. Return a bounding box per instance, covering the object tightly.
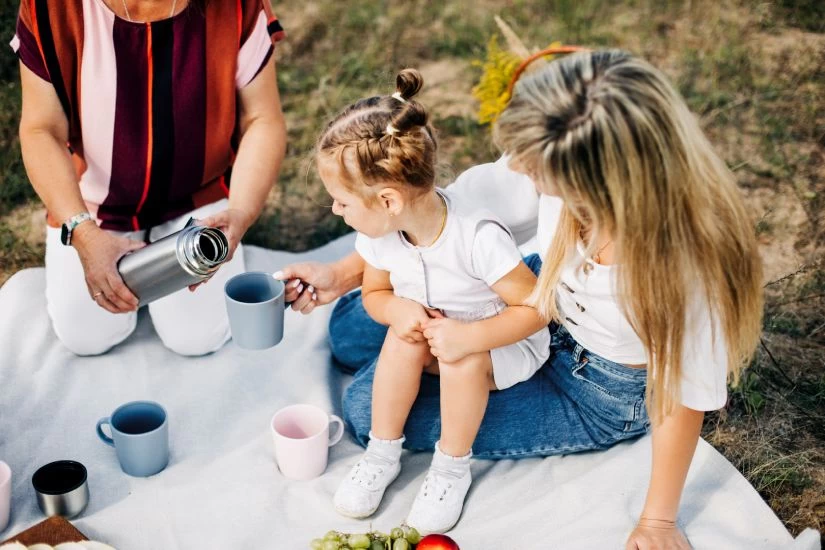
[60,224,70,245]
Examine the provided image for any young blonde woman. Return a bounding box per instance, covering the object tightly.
[278,50,763,548]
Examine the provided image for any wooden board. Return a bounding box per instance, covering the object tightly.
[1,517,88,546]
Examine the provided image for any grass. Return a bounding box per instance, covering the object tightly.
[0,0,823,539]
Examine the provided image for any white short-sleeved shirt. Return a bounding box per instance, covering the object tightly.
[355,189,524,320]
[356,188,551,389]
[448,156,729,411]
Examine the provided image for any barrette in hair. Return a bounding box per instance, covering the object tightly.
[385,124,400,136]
[505,45,589,100]
[391,92,407,104]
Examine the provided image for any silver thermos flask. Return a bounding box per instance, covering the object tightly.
[118,218,229,306]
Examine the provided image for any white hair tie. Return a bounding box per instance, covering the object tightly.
[385,124,400,136]
[391,92,407,104]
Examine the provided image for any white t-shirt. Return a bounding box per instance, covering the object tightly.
[447,156,729,411]
[355,189,524,320]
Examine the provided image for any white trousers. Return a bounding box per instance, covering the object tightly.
[45,199,246,356]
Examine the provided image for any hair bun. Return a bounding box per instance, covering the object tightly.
[396,68,424,101]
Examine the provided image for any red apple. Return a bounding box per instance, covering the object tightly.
[415,534,460,550]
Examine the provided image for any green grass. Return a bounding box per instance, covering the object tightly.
[0,220,42,272]
[0,80,29,218]
[772,0,825,32]
[1,4,39,279]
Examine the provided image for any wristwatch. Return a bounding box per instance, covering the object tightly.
[60,212,93,246]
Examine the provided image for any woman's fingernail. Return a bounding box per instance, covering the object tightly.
[308,285,315,293]
[291,279,302,288]
[312,293,318,301]
[297,284,304,293]
[272,270,284,280]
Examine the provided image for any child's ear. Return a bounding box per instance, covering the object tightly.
[377,187,404,216]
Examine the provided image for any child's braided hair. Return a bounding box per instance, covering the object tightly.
[317,69,438,199]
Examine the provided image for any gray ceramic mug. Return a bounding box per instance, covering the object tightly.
[96,401,169,477]
[224,272,288,350]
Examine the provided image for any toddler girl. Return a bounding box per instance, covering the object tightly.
[317,69,550,534]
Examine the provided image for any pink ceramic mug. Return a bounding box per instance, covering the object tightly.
[270,404,344,480]
[0,460,11,532]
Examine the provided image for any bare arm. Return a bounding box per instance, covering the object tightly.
[626,404,702,549]
[226,56,286,228]
[199,56,286,259]
[422,261,546,363]
[331,251,367,297]
[644,405,704,519]
[464,262,547,353]
[19,63,142,312]
[360,264,396,326]
[361,264,432,344]
[18,63,85,224]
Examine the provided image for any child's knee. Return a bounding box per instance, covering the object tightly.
[439,352,494,384]
[385,332,432,365]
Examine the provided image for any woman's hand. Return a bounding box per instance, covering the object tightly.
[73,225,144,314]
[199,208,252,261]
[188,208,253,292]
[422,316,474,363]
[385,298,433,344]
[274,261,343,315]
[625,519,691,550]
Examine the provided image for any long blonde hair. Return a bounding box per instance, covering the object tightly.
[495,50,763,422]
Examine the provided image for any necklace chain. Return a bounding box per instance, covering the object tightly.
[427,193,448,247]
[120,0,178,22]
[593,239,611,264]
[580,228,612,268]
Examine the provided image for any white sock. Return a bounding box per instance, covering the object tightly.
[367,431,405,462]
[432,441,471,475]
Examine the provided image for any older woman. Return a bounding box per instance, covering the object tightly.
[12,0,286,355]
[279,50,763,548]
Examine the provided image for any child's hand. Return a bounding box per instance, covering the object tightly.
[386,298,432,344]
[422,317,474,363]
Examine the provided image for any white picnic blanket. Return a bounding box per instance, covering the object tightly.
[0,235,820,549]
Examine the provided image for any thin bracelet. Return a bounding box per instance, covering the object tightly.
[639,517,677,529]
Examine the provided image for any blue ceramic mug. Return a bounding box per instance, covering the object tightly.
[96,401,169,477]
[224,272,288,350]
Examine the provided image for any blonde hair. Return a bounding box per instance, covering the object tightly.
[317,69,437,200]
[495,50,764,423]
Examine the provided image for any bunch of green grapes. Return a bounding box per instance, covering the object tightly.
[310,525,422,550]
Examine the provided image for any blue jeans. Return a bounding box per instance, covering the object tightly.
[328,254,650,459]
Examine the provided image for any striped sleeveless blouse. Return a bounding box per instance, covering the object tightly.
[11,0,285,231]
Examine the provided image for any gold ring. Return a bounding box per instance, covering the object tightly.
[92,291,104,299]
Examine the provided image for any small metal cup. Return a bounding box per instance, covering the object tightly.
[32,460,89,518]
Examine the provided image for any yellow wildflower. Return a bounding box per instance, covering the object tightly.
[472,37,565,125]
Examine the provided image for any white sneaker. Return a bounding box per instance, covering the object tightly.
[334,435,403,518]
[406,443,472,534]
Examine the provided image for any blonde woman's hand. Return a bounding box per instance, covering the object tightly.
[422,315,474,363]
[625,520,692,550]
[385,298,431,344]
[274,261,343,315]
[72,224,144,314]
